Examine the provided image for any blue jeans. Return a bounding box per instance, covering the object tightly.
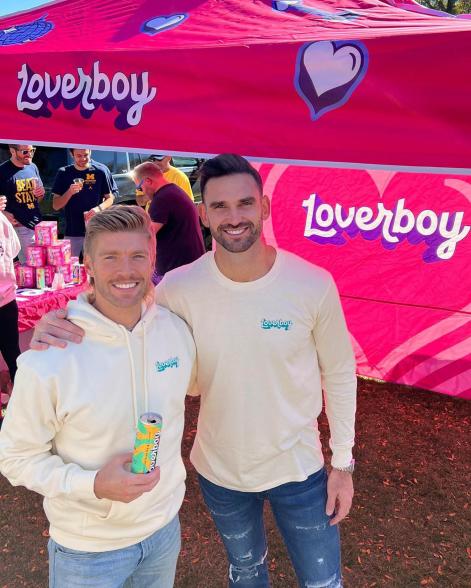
[198,468,342,587]
[48,515,180,588]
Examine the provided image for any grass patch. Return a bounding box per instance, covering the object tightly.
[1,378,470,587]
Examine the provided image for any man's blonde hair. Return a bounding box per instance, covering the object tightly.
[133,161,163,182]
[84,206,156,295]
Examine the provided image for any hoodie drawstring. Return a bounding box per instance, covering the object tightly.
[123,328,139,430]
[122,319,151,430]
[143,323,149,415]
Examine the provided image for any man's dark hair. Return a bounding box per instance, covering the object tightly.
[69,148,91,155]
[8,144,19,150]
[199,154,263,201]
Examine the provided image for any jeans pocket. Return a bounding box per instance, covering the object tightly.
[54,543,96,558]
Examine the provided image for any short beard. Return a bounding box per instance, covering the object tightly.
[211,221,262,253]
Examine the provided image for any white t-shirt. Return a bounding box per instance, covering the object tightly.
[156,249,357,492]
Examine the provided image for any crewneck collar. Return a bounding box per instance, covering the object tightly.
[207,249,283,290]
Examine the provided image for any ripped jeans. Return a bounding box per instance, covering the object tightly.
[198,468,342,588]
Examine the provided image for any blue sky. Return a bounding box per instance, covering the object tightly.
[0,0,57,18]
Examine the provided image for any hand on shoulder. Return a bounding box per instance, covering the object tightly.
[30,308,84,351]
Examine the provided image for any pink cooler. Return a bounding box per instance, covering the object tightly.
[15,265,35,288]
[47,240,72,266]
[26,246,47,267]
[34,221,58,246]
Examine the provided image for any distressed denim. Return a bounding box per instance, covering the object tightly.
[198,468,342,588]
[48,514,180,588]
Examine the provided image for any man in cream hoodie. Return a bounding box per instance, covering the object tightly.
[0,206,195,587]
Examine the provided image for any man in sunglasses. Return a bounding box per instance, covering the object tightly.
[0,144,45,263]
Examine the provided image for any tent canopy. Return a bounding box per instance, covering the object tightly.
[1,0,470,172]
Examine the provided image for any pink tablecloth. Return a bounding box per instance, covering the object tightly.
[16,283,88,333]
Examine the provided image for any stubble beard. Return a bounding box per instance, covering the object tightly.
[211,221,262,254]
[94,278,148,310]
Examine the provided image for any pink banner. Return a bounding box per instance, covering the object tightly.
[257,164,471,399]
[0,1,470,172]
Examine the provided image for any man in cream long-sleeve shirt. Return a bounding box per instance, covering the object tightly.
[31,155,357,588]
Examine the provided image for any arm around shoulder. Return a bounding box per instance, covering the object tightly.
[30,307,85,351]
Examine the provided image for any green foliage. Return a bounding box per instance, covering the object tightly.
[417,0,471,14]
[456,0,471,13]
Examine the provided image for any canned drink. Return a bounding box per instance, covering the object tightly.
[131,412,163,474]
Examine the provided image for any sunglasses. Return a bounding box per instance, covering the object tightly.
[16,148,36,155]
[135,178,145,191]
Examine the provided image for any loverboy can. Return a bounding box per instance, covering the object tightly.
[131,412,163,474]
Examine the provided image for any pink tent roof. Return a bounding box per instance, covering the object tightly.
[1,0,470,172]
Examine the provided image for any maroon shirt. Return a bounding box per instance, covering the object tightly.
[148,183,205,276]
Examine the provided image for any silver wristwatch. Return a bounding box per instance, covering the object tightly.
[332,459,355,474]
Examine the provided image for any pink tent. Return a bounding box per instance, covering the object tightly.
[1,0,470,397]
[257,163,471,399]
[1,0,471,172]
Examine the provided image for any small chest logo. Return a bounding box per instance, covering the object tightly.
[155,356,179,373]
[260,319,293,331]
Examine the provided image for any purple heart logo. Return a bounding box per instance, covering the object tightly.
[295,40,368,120]
[141,14,188,36]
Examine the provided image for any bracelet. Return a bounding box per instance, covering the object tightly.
[97,204,103,212]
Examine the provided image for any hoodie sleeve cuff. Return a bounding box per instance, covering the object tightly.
[70,468,99,500]
[331,448,353,470]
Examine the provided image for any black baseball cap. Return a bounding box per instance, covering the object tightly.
[148,154,166,161]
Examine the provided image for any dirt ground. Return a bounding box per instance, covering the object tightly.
[1,378,470,587]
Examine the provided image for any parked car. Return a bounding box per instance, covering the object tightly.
[90,151,204,204]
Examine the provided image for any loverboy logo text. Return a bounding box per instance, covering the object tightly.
[302,193,470,262]
[156,357,180,373]
[17,61,157,129]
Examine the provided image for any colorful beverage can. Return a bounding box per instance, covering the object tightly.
[131,412,163,474]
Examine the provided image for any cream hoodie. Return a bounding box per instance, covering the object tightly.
[0,294,195,551]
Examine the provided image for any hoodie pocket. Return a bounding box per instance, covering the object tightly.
[44,496,112,538]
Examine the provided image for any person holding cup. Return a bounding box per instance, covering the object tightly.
[0,145,45,263]
[52,148,114,258]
